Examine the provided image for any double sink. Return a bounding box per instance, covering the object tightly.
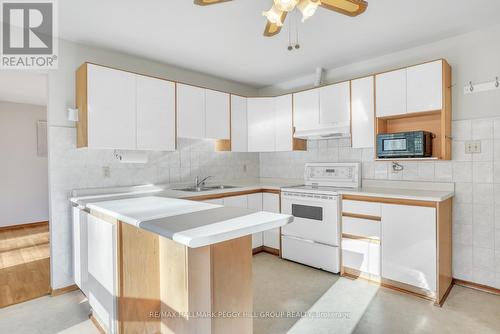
[174,185,239,192]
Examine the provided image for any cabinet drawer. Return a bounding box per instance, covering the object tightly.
[282,235,339,273]
[342,237,380,277]
[342,216,380,240]
[342,199,381,217]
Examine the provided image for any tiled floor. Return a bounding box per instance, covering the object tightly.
[0,223,50,308]
[1,253,499,334]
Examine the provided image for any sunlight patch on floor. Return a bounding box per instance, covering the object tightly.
[287,277,379,334]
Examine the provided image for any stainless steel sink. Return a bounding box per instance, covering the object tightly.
[174,185,239,192]
[174,186,212,192]
[205,185,238,190]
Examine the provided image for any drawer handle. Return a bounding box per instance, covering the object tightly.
[342,212,381,221]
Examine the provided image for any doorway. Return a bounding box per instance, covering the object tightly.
[0,72,49,308]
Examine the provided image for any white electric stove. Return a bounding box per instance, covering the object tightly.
[280,162,361,273]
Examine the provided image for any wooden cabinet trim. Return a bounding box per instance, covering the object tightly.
[342,233,380,243]
[342,194,437,208]
[342,212,381,221]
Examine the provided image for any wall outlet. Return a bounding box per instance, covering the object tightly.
[465,140,481,154]
[102,166,111,178]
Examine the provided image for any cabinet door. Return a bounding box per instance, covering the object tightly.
[319,81,351,125]
[177,83,205,138]
[381,204,436,292]
[203,198,224,205]
[72,207,88,296]
[231,95,248,152]
[375,68,406,117]
[205,89,230,139]
[87,64,137,149]
[87,215,118,333]
[275,94,293,152]
[351,76,375,148]
[223,195,248,208]
[406,60,443,113]
[248,193,264,248]
[136,76,176,151]
[293,89,319,131]
[247,98,276,152]
[263,193,280,249]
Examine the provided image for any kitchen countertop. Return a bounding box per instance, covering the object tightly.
[71,178,454,208]
[86,196,293,247]
[339,187,453,202]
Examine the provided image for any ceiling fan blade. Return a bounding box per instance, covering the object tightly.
[194,0,232,6]
[320,0,368,16]
[263,12,288,37]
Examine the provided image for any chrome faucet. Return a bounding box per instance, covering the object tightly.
[195,176,212,188]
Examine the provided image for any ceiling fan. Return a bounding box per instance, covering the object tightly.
[194,0,368,37]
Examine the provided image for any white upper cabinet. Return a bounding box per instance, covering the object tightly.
[351,76,375,148]
[247,97,276,152]
[177,83,205,138]
[274,94,293,152]
[406,60,443,113]
[293,89,320,131]
[319,81,351,126]
[205,89,230,139]
[136,75,176,151]
[230,95,248,152]
[87,64,137,150]
[375,68,407,117]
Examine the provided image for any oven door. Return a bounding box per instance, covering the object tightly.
[281,192,339,246]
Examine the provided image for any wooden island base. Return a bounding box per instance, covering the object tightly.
[118,222,253,334]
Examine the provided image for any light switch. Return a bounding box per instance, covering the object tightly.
[465,140,481,154]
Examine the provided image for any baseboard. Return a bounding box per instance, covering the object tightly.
[0,221,48,231]
[89,313,106,334]
[453,278,500,296]
[50,284,79,297]
[252,246,280,256]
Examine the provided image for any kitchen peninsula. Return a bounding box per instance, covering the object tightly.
[84,196,293,334]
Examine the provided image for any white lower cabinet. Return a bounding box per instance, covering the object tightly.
[202,198,224,205]
[263,193,280,250]
[342,237,380,277]
[87,215,118,334]
[72,207,89,296]
[247,193,264,249]
[223,195,248,208]
[381,204,436,292]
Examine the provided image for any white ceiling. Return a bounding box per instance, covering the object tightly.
[0,72,47,106]
[59,0,500,87]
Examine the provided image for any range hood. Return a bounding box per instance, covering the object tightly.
[294,122,351,140]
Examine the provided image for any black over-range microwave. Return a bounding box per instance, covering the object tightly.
[376,131,433,159]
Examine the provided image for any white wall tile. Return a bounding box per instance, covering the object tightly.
[473,183,494,204]
[473,139,494,161]
[453,162,473,182]
[473,162,493,183]
[454,183,473,203]
[434,162,453,181]
[452,120,472,140]
[473,247,495,269]
[472,119,494,140]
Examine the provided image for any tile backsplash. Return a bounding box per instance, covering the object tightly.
[260,117,500,289]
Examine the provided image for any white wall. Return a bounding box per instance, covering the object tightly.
[259,24,500,121]
[0,101,48,227]
[259,24,500,289]
[48,40,260,289]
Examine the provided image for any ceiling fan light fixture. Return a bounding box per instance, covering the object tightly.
[297,0,320,22]
[274,0,299,12]
[263,5,285,26]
